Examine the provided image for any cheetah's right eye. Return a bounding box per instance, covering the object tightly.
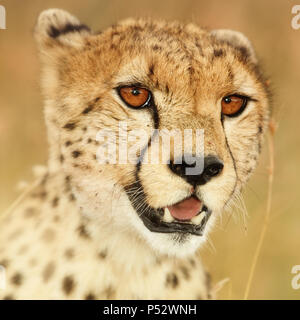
[221,94,248,117]
[117,86,151,109]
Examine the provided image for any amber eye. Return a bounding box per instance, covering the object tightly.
[118,86,151,108]
[221,95,248,117]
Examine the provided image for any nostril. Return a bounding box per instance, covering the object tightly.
[169,161,185,177]
[168,155,224,186]
[204,162,224,177]
[173,164,182,174]
[169,162,184,177]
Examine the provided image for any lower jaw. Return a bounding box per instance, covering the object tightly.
[124,182,212,237]
[140,207,212,236]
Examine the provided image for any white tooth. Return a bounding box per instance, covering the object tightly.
[163,207,174,223]
[191,211,205,225]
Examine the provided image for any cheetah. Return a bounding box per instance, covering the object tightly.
[0,9,270,300]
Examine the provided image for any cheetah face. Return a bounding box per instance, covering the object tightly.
[35,10,270,257]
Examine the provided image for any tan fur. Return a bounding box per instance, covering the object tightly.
[0,9,270,300]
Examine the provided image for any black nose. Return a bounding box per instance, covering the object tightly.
[168,155,224,186]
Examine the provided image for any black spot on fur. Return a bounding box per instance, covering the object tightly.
[64,175,71,192]
[237,46,249,59]
[179,266,190,280]
[62,275,75,295]
[65,175,71,183]
[152,44,162,51]
[60,154,64,163]
[98,249,107,259]
[187,66,195,78]
[110,43,117,50]
[72,150,82,158]
[63,122,77,130]
[246,168,252,175]
[213,49,225,57]
[77,224,90,239]
[48,26,60,38]
[189,259,196,267]
[148,63,155,76]
[65,140,72,147]
[85,292,96,300]
[165,85,169,94]
[11,272,23,286]
[3,295,14,300]
[165,272,179,289]
[48,23,90,39]
[52,196,59,208]
[82,105,94,114]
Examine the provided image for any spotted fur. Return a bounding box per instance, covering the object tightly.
[0,9,270,300]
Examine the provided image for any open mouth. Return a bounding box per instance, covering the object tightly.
[142,197,211,236]
[125,182,212,236]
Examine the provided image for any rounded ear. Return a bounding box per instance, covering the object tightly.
[211,29,257,64]
[34,9,91,51]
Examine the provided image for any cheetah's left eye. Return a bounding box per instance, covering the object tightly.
[221,95,248,117]
[117,86,151,109]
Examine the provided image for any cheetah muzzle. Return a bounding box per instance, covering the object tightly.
[125,182,212,236]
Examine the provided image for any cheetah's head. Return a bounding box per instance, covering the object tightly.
[35,9,270,257]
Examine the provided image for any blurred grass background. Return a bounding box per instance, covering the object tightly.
[0,0,299,299]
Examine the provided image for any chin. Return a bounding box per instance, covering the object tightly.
[143,232,208,258]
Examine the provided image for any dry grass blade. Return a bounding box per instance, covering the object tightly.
[243,118,276,300]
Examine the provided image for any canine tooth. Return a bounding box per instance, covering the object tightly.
[163,207,174,223]
[191,212,205,225]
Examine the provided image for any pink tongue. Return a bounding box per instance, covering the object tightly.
[167,197,202,221]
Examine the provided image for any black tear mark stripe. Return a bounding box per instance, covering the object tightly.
[135,95,160,172]
[136,130,159,174]
[220,118,238,203]
[149,100,159,129]
[48,23,90,39]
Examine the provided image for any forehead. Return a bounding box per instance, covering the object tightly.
[67,19,262,99]
[94,19,230,70]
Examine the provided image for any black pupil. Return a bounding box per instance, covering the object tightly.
[224,97,232,103]
[131,88,140,96]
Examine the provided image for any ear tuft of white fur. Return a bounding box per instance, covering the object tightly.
[34,8,91,49]
[211,29,257,63]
